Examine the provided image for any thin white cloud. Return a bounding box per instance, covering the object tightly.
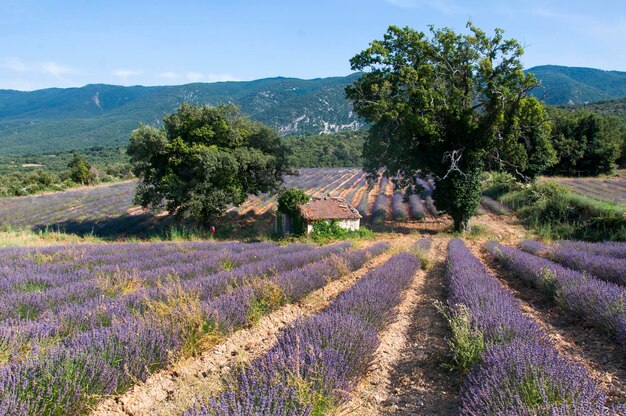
[1,57,29,72]
[40,61,75,78]
[528,7,626,42]
[1,58,76,78]
[185,72,239,83]
[185,72,204,82]
[113,69,142,79]
[157,71,178,79]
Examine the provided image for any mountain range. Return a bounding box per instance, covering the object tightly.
[1,65,625,156]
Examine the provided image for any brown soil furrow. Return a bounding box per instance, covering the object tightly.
[312,171,354,198]
[339,171,366,199]
[467,243,626,406]
[335,237,459,416]
[330,170,361,197]
[91,241,403,416]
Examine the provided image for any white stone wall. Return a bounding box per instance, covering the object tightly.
[306,219,360,234]
[337,218,360,231]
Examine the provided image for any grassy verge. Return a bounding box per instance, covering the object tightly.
[0,226,103,247]
[483,173,626,241]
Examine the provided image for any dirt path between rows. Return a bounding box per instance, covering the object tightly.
[467,243,626,406]
[335,237,459,416]
[91,240,408,416]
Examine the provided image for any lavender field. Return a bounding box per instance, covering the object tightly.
[0,239,391,414]
[2,169,625,415]
[0,169,439,237]
[555,176,626,205]
[0,231,625,414]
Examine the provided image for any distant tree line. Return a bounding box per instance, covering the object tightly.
[0,147,132,197]
[282,130,365,168]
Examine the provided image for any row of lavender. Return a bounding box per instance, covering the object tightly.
[519,239,626,286]
[0,240,388,414]
[185,244,425,415]
[0,241,321,364]
[487,240,626,349]
[445,239,624,414]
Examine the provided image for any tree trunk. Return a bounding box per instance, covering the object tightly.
[453,215,471,233]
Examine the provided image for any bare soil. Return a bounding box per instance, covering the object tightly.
[335,237,459,416]
[91,240,405,416]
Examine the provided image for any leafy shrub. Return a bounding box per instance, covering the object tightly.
[310,220,373,243]
[436,302,485,373]
[481,171,519,198]
[277,188,310,236]
[500,181,626,241]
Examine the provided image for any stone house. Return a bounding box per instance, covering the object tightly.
[275,196,362,236]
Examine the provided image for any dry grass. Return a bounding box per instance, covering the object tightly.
[0,227,101,247]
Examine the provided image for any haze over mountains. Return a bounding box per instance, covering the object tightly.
[1,65,625,156]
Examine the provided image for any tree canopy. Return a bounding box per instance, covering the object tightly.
[68,153,97,185]
[346,23,555,231]
[127,103,290,224]
[545,107,623,175]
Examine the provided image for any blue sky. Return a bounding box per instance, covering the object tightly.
[1,0,625,90]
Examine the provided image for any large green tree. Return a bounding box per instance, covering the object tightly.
[127,103,290,224]
[346,23,554,232]
[546,107,623,175]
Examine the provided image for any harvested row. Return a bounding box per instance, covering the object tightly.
[445,238,624,414]
[184,251,422,415]
[0,241,361,415]
[486,242,626,350]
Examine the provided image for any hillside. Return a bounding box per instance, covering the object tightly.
[527,65,626,105]
[558,97,626,123]
[2,66,626,156]
[0,75,362,155]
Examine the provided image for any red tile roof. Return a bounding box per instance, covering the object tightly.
[299,196,362,221]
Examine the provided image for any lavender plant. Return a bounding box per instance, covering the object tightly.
[480,195,511,215]
[556,240,626,259]
[486,241,626,349]
[0,240,360,414]
[445,239,623,415]
[391,192,408,221]
[407,194,425,220]
[184,252,422,415]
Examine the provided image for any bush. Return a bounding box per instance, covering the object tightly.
[277,188,310,236]
[481,171,519,198]
[500,181,626,241]
[310,220,374,243]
